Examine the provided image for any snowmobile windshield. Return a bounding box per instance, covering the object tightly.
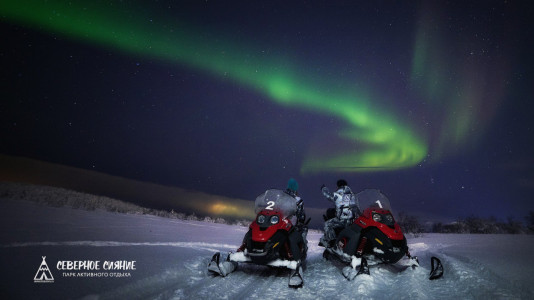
[254,189,297,218]
[355,189,393,213]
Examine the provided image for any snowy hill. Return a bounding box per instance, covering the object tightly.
[1,198,534,299]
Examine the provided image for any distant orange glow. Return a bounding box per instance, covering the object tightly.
[211,203,234,213]
[209,202,254,218]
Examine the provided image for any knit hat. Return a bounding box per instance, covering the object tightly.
[287,178,299,192]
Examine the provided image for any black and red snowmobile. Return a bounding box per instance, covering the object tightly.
[208,189,308,287]
[322,189,443,280]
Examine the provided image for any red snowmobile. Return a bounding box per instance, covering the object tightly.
[208,189,308,287]
[322,189,443,280]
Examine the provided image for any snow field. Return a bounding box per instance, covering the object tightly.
[1,199,533,299]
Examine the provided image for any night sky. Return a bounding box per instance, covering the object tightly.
[1,1,533,222]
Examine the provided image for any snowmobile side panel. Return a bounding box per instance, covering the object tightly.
[362,227,407,264]
[336,224,362,256]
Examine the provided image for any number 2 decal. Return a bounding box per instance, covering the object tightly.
[266,201,275,210]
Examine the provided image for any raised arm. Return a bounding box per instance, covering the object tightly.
[321,185,335,203]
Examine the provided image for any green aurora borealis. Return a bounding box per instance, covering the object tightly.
[2,1,508,175]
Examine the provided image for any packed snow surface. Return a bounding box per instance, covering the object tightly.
[1,199,533,299]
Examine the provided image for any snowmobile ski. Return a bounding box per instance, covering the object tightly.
[429,256,443,280]
[410,256,420,269]
[342,266,358,281]
[288,261,304,288]
[208,252,237,277]
[356,256,370,276]
[207,252,222,275]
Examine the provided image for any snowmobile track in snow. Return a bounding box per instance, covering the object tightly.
[426,251,533,299]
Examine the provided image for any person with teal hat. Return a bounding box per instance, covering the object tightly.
[286,178,305,224]
[286,178,299,195]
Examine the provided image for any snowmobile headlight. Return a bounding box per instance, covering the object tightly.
[372,213,382,222]
[257,214,266,224]
[385,214,394,223]
[270,215,279,224]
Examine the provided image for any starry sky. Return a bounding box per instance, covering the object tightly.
[1,0,533,223]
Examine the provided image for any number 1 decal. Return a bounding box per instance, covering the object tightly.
[375,200,383,208]
[266,201,275,210]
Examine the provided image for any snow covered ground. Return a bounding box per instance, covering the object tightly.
[1,199,533,299]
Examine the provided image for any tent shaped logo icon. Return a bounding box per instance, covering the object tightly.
[34,256,54,283]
